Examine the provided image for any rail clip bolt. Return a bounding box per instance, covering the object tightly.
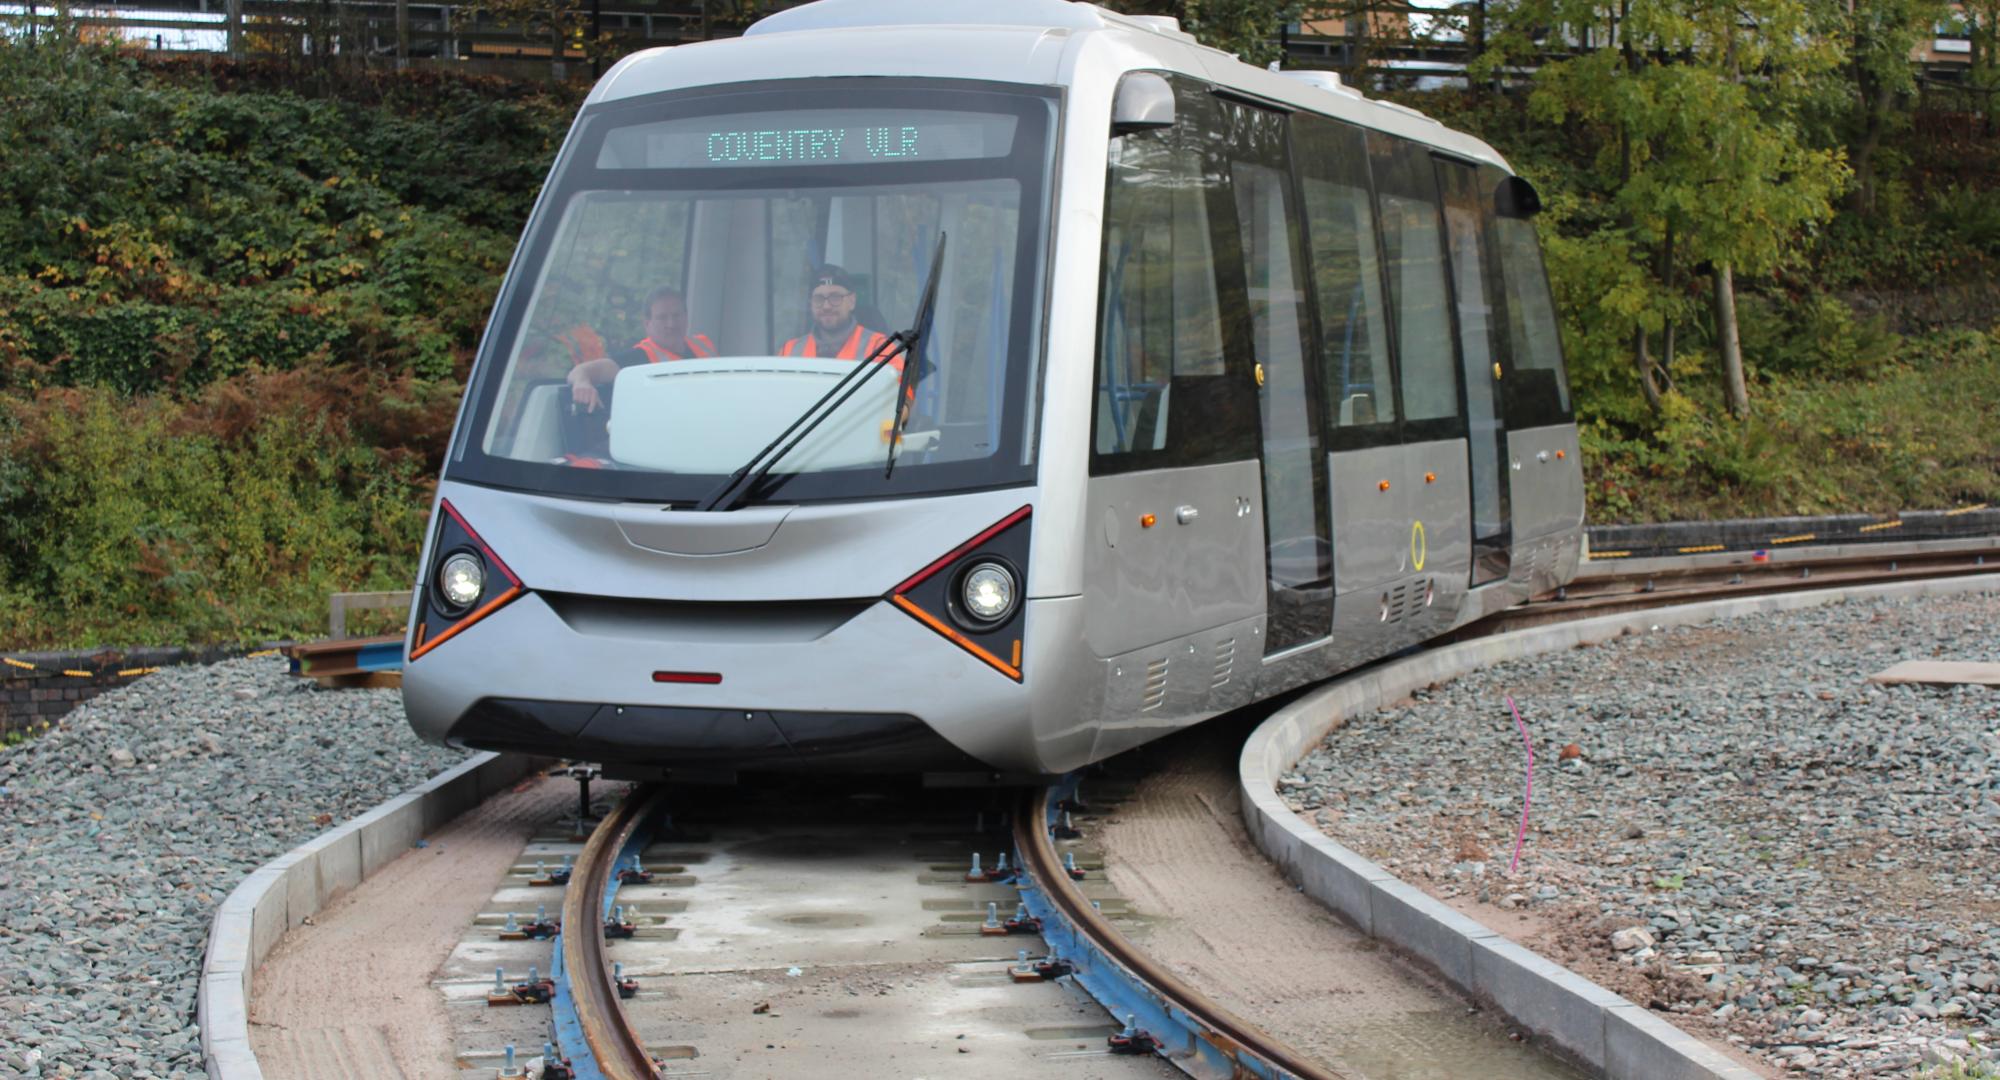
[1108,1014,1161,1055]
[535,856,572,887]
[615,961,639,1000]
[499,911,541,941]
[511,964,553,1004]
[980,901,1006,937]
[1065,852,1085,881]
[1003,902,1042,935]
[540,1042,576,1080]
[986,852,1013,882]
[604,904,637,940]
[1035,947,1075,981]
[509,905,558,941]
[486,967,519,1007]
[618,853,654,885]
[1053,811,1081,840]
[1010,948,1042,983]
[499,1043,520,1078]
[965,853,985,882]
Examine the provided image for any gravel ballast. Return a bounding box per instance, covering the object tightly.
[0,657,469,1080]
[1280,592,2000,1078]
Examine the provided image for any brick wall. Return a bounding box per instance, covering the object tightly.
[0,645,264,738]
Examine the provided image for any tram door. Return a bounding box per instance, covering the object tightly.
[1223,100,1333,654]
[1435,158,1511,585]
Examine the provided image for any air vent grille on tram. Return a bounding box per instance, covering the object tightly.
[1142,657,1170,712]
[542,594,873,644]
[1212,638,1237,690]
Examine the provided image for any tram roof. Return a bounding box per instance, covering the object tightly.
[586,0,1511,173]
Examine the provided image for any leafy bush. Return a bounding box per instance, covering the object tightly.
[1734,292,1900,379]
[0,370,449,647]
[1580,328,2000,522]
[0,37,567,395]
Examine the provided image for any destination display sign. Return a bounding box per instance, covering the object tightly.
[598,109,1019,170]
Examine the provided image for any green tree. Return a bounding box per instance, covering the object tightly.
[1966,0,2000,130]
[1480,0,1849,417]
[1831,0,1949,213]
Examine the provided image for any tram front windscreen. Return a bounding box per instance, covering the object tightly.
[451,80,1057,506]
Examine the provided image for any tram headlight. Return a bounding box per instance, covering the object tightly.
[959,561,1017,625]
[438,551,485,612]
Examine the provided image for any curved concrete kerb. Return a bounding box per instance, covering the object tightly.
[1239,572,2000,1080]
[198,750,549,1080]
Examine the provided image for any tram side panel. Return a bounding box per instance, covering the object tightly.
[1490,180,1587,593]
[1078,73,1276,762]
[1080,461,1266,763]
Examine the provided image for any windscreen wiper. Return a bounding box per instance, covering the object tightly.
[694,232,947,512]
[884,233,946,479]
[692,332,908,512]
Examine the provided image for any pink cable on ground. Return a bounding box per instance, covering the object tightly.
[1507,695,1533,875]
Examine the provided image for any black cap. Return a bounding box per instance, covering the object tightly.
[810,265,858,293]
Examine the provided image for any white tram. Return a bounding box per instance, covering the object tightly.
[401,0,1585,778]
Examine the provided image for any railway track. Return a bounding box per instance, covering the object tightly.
[535,779,1339,1080]
[470,534,2000,1079]
[1468,539,2000,635]
[557,786,666,1080]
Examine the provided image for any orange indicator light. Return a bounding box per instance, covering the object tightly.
[1140,513,1156,528]
[1378,480,1391,492]
[1424,472,1436,483]
[1556,449,1566,460]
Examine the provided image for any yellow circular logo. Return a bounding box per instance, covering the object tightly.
[1410,519,1427,571]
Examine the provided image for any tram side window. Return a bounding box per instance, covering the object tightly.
[1091,84,1255,473]
[1367,133,1461,431]
[1491,203,1573,429]
[1295,114,1396,441]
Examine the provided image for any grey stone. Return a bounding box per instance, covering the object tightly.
[1611,926,1655,951]
[0,657,474,1073]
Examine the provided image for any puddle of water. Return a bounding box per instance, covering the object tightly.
[772,911,870,929]
[731,835,867,859]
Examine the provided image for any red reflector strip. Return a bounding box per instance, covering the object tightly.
[652,671,723,685]
[439,498,522,587]
[893,505,1032,595]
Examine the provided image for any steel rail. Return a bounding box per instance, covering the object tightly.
[1564,544,2000,594]
[561,785,663,1080]
[1013,787,1345,1080]
[1468,545,2000,635]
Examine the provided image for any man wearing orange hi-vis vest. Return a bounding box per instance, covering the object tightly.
[780,265,893,363]
[566,285,716,413]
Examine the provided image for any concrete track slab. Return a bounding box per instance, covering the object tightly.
[611,793,1175,1080]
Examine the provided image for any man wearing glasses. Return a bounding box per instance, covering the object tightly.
[780,265,892,361]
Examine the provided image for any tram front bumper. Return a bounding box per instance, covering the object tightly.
[402,590,1044,773]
